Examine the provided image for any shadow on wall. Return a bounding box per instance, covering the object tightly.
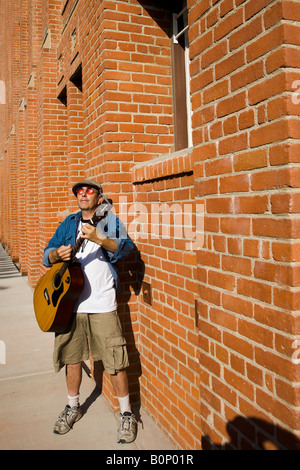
[202,416,300,450]
[117,244,145,420]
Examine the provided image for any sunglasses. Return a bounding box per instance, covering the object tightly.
[76,187,98,196]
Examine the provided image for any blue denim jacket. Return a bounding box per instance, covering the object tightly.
[43,210,134,291]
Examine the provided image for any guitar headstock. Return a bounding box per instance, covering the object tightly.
[93,196,113,222]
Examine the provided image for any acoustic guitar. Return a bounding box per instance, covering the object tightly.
[33,199,112,333]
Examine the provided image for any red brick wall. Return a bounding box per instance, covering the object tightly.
[80,0,174,191]
[3,0,21,262]
[1,0,300,450]
[190,0,300,449]
[131,149,200,447]
[24,0,44,284]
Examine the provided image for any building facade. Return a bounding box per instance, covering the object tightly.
[1,0,300,450]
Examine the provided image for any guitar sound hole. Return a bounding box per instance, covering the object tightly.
[54,272,62,289]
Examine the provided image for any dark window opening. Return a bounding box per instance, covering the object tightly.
[171,0,192,151]
[57,86,67,106]
[70,63,82,92]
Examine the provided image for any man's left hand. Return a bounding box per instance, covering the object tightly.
[81,224,106,245]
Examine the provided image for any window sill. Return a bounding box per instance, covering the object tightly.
[132,147,193,184]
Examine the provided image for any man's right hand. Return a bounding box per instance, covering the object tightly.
[48,244,72,264]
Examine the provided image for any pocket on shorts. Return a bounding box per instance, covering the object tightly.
[105,335,128,372]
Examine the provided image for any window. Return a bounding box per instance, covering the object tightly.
[171,1,192,151]
[70,63,82,92]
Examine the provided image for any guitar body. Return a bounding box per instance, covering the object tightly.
[33,262,84,333]
[34,199,112,333]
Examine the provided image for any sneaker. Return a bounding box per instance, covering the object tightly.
[53,405,83,435]
[117,411,137,443]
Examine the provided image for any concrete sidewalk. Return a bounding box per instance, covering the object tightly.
[0,245,176,450]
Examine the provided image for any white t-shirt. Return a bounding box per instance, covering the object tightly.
[73,221,117,313]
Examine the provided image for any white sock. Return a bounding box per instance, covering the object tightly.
[117,394,132,414]
[68,394,80,408]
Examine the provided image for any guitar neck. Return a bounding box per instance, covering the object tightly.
[70,199,112,261]
[70,218,96,260]
[57,230,89,280]
[71,235,86,259]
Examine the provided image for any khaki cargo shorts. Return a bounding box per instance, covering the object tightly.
[53,310,129,375]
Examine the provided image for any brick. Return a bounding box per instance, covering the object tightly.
[229,16,263,51]
[202,40,228,69]
[271,193,300,214]
[276,378,300,407]
[214,8,243,41]
[228,237,242,255]
[248,72,286,105]
[233,195,269,214]
[273,287,300,311]
[199,284,222,306]
[223,115,238,135]
[251,168,292,191]
[208,270,236,292]
[221,217,251,236]
[255,346,296,382]
[234,148,268,171]
[194,177,218,196]
[217,91,246,118]
[219,173,250,193]
[284,23,300,46]
[216,49,245,80]
[246,25,284,62]
[205,156,232,176]
[237,277,272,303]
[224,367,255,400]
[253,217,300,239]
[231,60,264,92]
[272,241,300,263]
[222,253,252,276]
[212,376,237,406]
[219,132,248,155]
[257,388,300,429]
[244,238,259,258]
[223,331,254,360]
[203,79,229,104]
[245,0,275,22]
[197,250,221,269]
[246,362,263,386]
[206,196,233,213]
[250,119,289,147]
[190,30,213,59]
[267,46,300,74]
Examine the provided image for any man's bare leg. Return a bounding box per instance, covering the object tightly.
[53,363,83,434]
[111,370,137,443]
[110,370,129,399]
[66,362,82,397]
